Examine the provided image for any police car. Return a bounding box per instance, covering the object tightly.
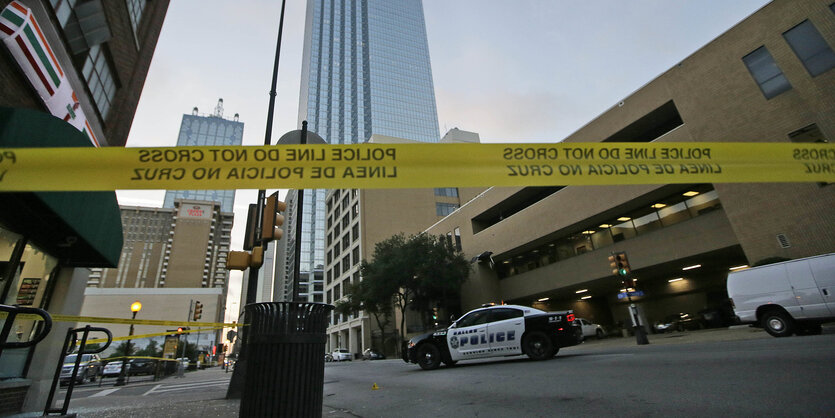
[402,304,582,370]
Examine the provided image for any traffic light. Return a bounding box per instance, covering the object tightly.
[226,251,251,270]
[243,203,258,251]
[193,301,203,321]
[608,252,631,276]
[250,246,264,268]
[177,327,184,334]
[261,192,287,242]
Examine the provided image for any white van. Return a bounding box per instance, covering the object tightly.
[727,253,834,337]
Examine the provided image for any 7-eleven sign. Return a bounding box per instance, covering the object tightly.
[0,1,100,146]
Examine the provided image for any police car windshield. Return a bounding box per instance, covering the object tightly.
[456,310,490,327]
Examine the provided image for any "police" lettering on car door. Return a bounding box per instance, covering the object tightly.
[456,330,516,347]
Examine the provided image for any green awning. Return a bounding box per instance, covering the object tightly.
[0,107,122,267]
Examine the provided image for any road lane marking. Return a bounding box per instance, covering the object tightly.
[142,384,163,396]
[90,388,120,397]
[143,379,230,396]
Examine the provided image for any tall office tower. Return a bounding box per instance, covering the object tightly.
[277,0,441,301]
[162,99,244,213]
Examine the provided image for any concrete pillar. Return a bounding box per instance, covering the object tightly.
[22,268,89,412]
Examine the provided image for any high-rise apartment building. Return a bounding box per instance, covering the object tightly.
[277,0,441,302]
[88,203,233,290]
[162,99,243,213]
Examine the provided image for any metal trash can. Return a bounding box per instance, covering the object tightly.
[240,302,334,417]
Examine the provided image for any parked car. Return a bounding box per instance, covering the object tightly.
[653,312,704,333]
[60,353,103,385]
[102,360,126,377]
[331,348,352,361]
[362,348,386,360]
[728,253,834,337]
[128,358,158,375]
[698,307,735,328]
[573,318,606,339]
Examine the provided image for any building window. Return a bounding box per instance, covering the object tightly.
[0,227,59,378]
[434,188,458,197]
[789,123,828,143]
[125,0,147,39]
[783,20,835,77]
[436,203,458,217]
[352,246,359,265]
[454,227,462,251]
[742,46,792,99]
[50,0,76,27]
[81,45,117,117]
[494,185,722,279]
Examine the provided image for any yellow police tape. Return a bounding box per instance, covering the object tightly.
[99,356,180,363]
[0,311,237,328]
[1,142,833,191]
[80,326,224,345]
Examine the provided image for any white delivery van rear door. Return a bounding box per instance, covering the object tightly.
[808,254,835,315]
[785,258,829,319]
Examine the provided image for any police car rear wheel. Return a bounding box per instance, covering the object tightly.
[523,331,554,361]
[417,343,441,370]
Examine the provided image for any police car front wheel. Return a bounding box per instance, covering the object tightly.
[523,331,554,361]
[417,343,441,370]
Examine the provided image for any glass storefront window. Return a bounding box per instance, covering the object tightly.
[1,226,59,378]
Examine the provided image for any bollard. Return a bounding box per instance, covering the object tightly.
[239,302,333,417]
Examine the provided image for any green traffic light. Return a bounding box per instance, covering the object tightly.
[619,268,628,276]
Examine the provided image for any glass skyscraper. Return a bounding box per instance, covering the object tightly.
[278,0,440,301]
[162,101,244,213]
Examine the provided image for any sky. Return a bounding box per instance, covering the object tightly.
[116,0,772,318]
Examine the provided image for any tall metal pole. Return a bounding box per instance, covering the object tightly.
[114,311,137,386]
[227,0,287,400]
[292,122,307,302]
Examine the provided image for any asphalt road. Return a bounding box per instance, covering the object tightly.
[323,331,835,417]
[22,326,835,417]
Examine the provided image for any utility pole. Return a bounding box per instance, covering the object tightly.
[226,0,288,400]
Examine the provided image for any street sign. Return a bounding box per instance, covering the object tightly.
[277,129,326,145]
[617,291,645,299]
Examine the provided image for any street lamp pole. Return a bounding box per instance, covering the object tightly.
[115,301,142,386]
[226,0,287,400]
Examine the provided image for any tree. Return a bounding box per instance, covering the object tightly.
[356,233,471,344]
[136,339,162,357]
[335,279,394,347]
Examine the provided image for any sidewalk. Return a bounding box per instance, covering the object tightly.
[567,323,772,351]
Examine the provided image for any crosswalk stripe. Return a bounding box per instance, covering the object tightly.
[150,382,229,394]
[90,388,120,397]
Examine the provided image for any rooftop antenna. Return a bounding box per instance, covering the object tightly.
[192,107,198,115]
[214,98,224,118]
[234,113,240,122]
